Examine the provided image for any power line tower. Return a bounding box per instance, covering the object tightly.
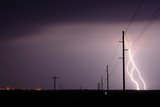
[50,76,59,90]
[105,65,109,91]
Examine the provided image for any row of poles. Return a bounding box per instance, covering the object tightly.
[98,65,109,91]
[98,31,125,92]
[51,31,126,91]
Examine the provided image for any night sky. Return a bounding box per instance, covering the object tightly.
[1,0,160,90]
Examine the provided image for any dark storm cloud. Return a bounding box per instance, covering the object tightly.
[1,0,160,40]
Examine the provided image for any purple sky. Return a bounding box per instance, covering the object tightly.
[1,0,160,90]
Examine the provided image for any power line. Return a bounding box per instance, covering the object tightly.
[109,58,120,75]
[102,38,121,81]
[132,4,160,46]
[108,42,120,65]
[102,41,120,77]
[125,0,144,33]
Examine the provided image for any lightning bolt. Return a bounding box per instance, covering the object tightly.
[125,35,147,90]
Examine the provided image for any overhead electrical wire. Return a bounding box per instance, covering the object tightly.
[109,58,120,75]
[102,0,160,89]
[124,1,160,90]
[132,5,160,46]
[125,0,144,33]
[108,42,120,66]
[106,0,144,76]
[102,41,120,78]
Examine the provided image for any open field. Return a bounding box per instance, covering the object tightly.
[0,90,160,103]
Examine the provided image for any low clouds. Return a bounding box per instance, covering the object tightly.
[1,0,160,40]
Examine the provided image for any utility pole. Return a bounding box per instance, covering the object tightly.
[122,31,125,92]
[105,65,109,91]
[97,82,101,90]
[101,77,103,90]
[50,76,59,90]
[80,86,82,90]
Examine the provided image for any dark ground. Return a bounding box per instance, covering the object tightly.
[0,90,160,104]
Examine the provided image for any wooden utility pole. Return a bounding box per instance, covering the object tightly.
[122,31,125,92]
[106,65,109,91]
[50,76,59,90]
